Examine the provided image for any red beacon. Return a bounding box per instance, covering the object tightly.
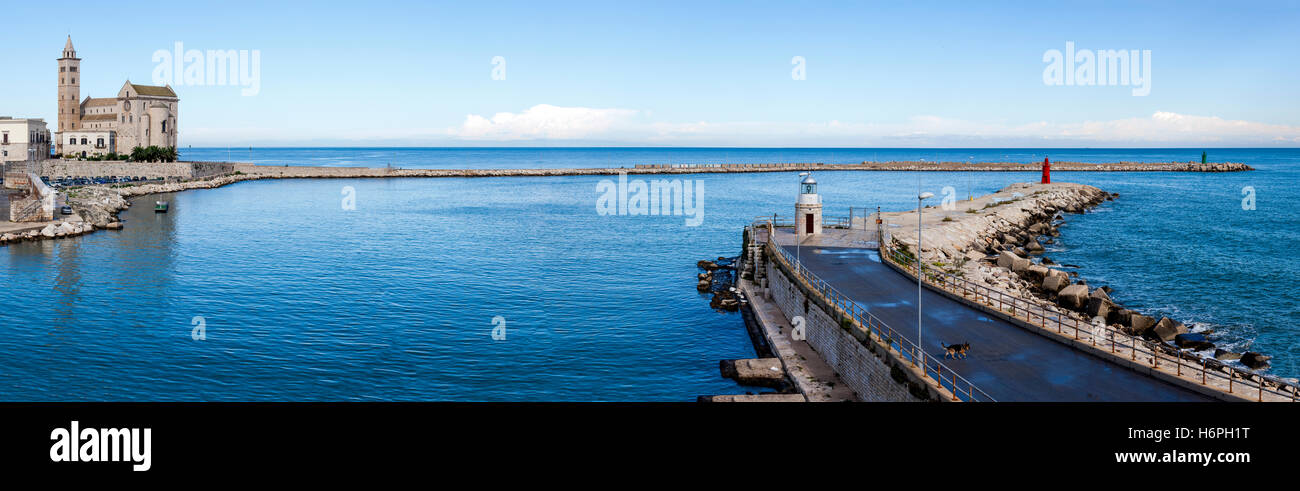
[1041,157,1051,184]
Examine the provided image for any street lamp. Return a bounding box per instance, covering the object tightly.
[917,191,935,368]
[796,172,810,278]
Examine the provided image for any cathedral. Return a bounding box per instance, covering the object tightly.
[56,36,180,157]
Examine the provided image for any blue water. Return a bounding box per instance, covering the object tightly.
[2,148,1297,400]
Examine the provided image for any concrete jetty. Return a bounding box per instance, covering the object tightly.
[736,180,1297,401]
[871,183,1297,400]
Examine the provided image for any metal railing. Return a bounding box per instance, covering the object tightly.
[755,220,995,402]
[755,214,854,229]
[876,220,1299,402]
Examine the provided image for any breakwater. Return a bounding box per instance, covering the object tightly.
[880,183,1297,400]
[232,161,1251,178]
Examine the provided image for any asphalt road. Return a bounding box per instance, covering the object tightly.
[786,245,1212,402]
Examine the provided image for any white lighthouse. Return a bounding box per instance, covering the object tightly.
[795,173,822,238]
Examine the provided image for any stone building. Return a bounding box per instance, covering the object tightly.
[63,129,116,157]
[0,117,52,162]
[55,36,180,156]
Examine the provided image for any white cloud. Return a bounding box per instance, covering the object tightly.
[450,104,639,140]
[183,106,1300,147]
[637,112,1300,146]
[442,106,1300,146]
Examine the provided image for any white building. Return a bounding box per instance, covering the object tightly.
[0,117,52,162]
[63,129,116,158]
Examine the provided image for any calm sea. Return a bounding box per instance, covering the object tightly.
[2,148,1296,400]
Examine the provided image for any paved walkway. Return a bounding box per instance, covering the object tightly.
[784,244,1213,401]
[740,278,855,402]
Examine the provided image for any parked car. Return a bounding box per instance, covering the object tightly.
[60,206,73,215]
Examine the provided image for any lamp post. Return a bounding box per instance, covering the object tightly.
[917,191,934,368]
[796,172,809,278]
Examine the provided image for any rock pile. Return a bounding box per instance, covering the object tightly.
[890,182,1276,373]
[2,173,262,248]
[0,218,118,245]
[697,257,742,311]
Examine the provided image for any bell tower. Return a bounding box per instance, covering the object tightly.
[57,35,81,154]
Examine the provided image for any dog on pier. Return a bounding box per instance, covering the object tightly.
[941,342,970,359]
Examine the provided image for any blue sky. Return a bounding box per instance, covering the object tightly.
[3,0,1298,147]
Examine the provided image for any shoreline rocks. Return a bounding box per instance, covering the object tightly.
[886,181,1281,376]
[2,173,259,248]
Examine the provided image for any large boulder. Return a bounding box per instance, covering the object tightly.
[1057,284,1089,311]
[1086,296,1112,320]
[997,251,1030,272]
[1024,239,1044,254]
[1214,349,1242,361]
[40,224,57,238]
[1089,287,1111,303]
[996,251,1019,269]
[1024,264,1049,282]
[1151,317,1188,341]
[1129,314,1156,336]
[1240,352,1272,369]
[1041,275,1069,294]
[1174,333,1214,351]
[1107,308,1132,327]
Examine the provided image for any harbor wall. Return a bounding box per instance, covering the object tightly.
[762,247,933,402]
[220,160,1252,180]
[37,160,235,180]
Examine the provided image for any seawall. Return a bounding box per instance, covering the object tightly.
[229,160,1251,178]
[740,223,972,402]
[38,159,235,180]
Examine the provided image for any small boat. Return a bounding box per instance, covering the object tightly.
[154,201,169,213]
